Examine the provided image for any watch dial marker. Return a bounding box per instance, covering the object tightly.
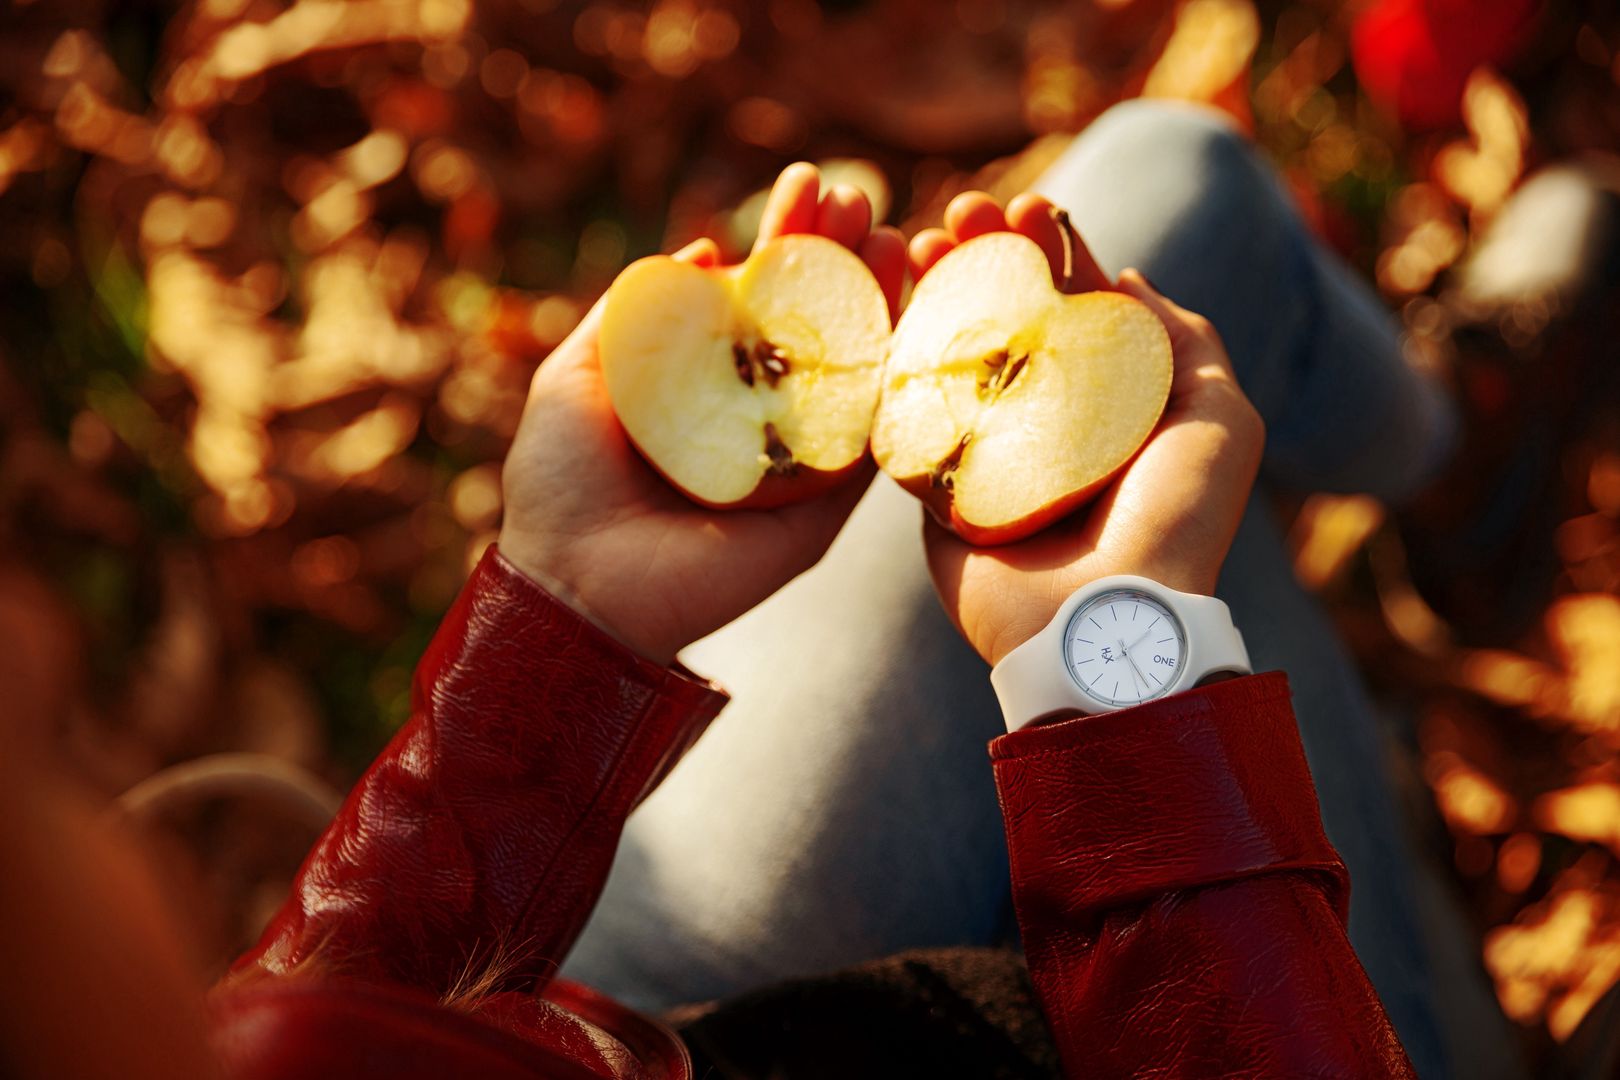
[1064,591,1185,709]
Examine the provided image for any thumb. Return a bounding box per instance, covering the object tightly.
[671,236,721,267]
[1115,269,1242,394]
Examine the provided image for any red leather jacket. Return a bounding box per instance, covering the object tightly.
[210,547,1416,1078]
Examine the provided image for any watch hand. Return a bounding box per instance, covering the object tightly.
[1118,639,1150,693]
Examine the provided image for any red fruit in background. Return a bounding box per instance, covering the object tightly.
[1352,0,1541,129]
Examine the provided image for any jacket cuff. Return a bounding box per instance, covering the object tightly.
[237,545,729,989]
[464,543,726,711]
[425,545,732,804]
[990,672,1347,918]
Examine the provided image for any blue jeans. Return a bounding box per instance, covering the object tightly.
[563,101,1517,1079]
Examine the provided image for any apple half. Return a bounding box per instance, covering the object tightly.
[871,231,1173,545]
[599,234,890,508]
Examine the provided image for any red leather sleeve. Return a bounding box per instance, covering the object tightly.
[234,545,728,996]
[991,672,1416,1078]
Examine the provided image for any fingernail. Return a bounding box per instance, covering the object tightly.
[672,238,712,260]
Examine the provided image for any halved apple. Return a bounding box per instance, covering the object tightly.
[599,234,890,508]
[871,231,1173,545]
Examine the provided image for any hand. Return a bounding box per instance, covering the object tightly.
[913,191,1265,665]
[499,164,906,665]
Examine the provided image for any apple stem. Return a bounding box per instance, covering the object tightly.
[1051,207,1078,293]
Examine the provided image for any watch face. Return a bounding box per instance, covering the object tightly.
[1063,589,1186,708]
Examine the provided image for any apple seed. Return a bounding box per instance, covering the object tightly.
[733,340,791,388]
[753,341,791,387]
[733,343,756,387]
[931,433,971,490]
[763,422,797,476]
[977,349,1010,391]
[978,349,1030,396]
[998,351,1030,391]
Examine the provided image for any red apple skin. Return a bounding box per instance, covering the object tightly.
[895,451,1143,547]
[625,431,869,511]
[945,475,1113,546]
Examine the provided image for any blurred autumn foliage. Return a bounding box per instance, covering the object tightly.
[3,0,1620,1069]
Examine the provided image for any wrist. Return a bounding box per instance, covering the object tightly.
[980,560,1222,666]
[495,532,682,666]
[989,572,1250,730]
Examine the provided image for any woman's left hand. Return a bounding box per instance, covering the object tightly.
[912,191,1265,666]
[499,164,906,666]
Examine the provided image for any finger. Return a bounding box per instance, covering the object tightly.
[1004,193,1068,284]
[1111,269,1261,543]
[814,183,872,252]
[907,227,956,284]
[754,162,821,251]
[529,292,607,391]
[563,293,606,349]
[1100,397,1264,597]
[671,236,721,267]
[1006,193,1111,293]
[943,191,1007,242]
[860,226,907,324]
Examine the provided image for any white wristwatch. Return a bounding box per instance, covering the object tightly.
[989,575,1251,732]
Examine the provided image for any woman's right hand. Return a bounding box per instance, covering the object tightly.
[498,164,904,667]
[914,192,1265,666]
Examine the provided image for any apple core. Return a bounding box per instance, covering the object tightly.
[872,231,1173,545]
[599,233,891,508]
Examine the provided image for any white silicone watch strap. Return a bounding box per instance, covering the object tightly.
[989,575,1251,732]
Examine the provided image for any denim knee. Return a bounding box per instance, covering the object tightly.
[1081,98,1250,177]
[1040,100,1292,274]
[1035,99,1311,417]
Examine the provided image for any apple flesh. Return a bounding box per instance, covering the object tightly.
[871,231,1173,545]
[599,234,890,508]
